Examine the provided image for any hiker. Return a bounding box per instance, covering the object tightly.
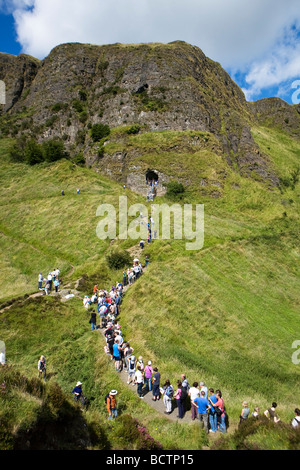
[193,390,211,434]
[174,380,185,419]
[152,367,160,401]
[214,390,226,433]
[83,296,91,309]
[38,355,46,381]
[115,292,121,315]
[162,379,173,414]
[99,304,108,329]
[252,406,260,418]
[199,381,208,399]
[144,361,153,392]
[77,188,80,194]
[180,374,190,411]
[122,270,127,286]
[145,256,150,266]
[127,355,136,384]
[44,278,50,295]
[72,381,83,401]
[189,382,200,421]
[89,310,97,331]
[264,402,281,423]
[112,339,122,372]
[140,240,145,249]
[61,190,64,196]
[292,408,300,428]
[123,343,134,370]
[54,278,59,293]
[106,390,118,419]
[135,366,144,398]
[137,356,144,374]
[38,272,43,290]
[106,333,115,359]
[239,401,250,427]
[208,388,218,433]
[47,273,53,291]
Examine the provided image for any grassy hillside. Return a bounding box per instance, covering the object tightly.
[0,125,300,450]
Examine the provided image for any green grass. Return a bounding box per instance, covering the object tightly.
[0,122,300,450]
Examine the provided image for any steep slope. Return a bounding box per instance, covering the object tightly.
[0,41,281,189]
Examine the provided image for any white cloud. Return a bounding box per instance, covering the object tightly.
[241,24,300,100]
[4,0,300,100]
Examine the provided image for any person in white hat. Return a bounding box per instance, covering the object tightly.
[106,390,118,419]
[72,381,83,401]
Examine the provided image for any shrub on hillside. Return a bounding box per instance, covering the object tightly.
[42,139,68,162]
[114,415,162,450]
[25,139,44,165]
[72,152,85,166]
[9,136,27,163]
[106,249,132,270]
[166,181,185,199]
[9,137,68,165]
[91,123,110,142]
[126,124,141,135]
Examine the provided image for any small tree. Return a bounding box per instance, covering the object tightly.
[106,249,132,270]
[25,139,44,165]
[42,139,67,162]
[91,123,110,142]
[166,181,185,199]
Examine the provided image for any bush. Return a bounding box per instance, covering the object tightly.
[166,181,185,199]
[73,152,85,166]
[72,100,84,113]
[106,249,132,270]
[114,415,162,450]
[126,125,141,135]
[25,139,44,165]
[91,123,110,142]
[42,139,67,163]
[9,136,27,163]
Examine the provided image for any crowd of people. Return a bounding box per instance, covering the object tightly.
[35,252,299,434]
[73,257,300,433]
[38,268,60,295]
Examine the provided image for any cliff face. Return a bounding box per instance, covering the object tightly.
[0,41,285,189]
[0,53,40,112]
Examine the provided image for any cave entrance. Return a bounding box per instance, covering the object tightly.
[145,170,159,185]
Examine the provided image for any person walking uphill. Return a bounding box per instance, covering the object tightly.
[89,310,97,331]
[38,355,46,381]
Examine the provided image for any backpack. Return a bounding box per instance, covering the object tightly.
[105,394,111,405]
[166,385,173,398]
[180,387,188,400]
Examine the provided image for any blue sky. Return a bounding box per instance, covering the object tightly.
[1,0,300,104]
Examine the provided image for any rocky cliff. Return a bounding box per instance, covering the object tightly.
[1,40,294,191]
